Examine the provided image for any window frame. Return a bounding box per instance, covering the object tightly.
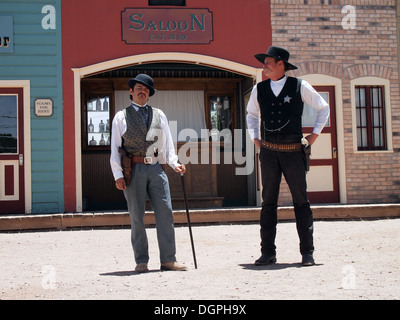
[355,85,386,151]
[350,77,393,153]
[81,81,115,152]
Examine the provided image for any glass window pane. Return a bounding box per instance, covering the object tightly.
[371,87,381,108]
[357,128,368,147]
[357,128,362,147]
[357,128,368,148]
[373,108,382,127]
[356,85,386,151]
[0,95,18,154]
[373,128,383,147]
[87,95,110,147]
[357,107,367,127]
[356,86,366,108]
[302,92,330,127]
[361,128,368,147]
[355,87,359,107]
[209,96,231,141]
[356,108,361,126]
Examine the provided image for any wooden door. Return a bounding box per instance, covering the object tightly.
[0,88,25,213]
[303,86,339,203]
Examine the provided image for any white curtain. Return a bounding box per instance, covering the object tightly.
[115,90,206,141]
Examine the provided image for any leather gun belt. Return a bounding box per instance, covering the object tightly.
[261,140,303,152]
[131,155,154,165]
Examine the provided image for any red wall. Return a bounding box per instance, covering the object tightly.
[62,0,271,211]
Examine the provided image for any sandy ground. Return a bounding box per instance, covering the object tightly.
[0,218,399,301]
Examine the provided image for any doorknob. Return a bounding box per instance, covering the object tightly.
[332,147,337,159]
[19,154,23,166]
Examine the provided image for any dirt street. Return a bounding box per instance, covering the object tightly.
[0,218,399,300]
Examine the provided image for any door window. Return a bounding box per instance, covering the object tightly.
[0,95,18,154]
[302,92,330,127]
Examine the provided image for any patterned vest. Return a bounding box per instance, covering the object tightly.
[257,77,303,143]
[122,105,163,157]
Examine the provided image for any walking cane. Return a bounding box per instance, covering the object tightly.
[180,173,198,269]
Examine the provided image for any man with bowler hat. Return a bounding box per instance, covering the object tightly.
[110,74,187,272]
[246,46,329,266]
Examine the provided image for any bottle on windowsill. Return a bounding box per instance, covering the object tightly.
[99,134,105,145]
[89,136,97,146]
[88,118,94,133]
[103,97,109,111]
[99,120,105,133]
[96,97,101,111]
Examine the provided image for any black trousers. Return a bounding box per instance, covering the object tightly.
[259,147,314,256]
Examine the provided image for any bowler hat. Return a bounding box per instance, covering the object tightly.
[128,74,156,96]
[255,46,298,70]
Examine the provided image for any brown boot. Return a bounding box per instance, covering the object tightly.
[135,263,149,273]
[160,261,188,271]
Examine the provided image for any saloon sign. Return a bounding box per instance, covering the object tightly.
[122,8,213,44]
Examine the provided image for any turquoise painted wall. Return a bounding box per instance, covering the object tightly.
[0,0,63,213]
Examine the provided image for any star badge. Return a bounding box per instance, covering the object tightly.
[284,95,292,103]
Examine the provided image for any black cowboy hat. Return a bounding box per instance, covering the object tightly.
[255,46,298,70]
[128,74,156,96]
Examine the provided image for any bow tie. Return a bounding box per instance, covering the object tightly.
[137,105,149,128]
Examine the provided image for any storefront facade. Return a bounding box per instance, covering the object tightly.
[61,0,270,212]
[2,0,400,215]
[0,1,63,214]
[270,0,400,206]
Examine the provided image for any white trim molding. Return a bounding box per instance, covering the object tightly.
[72,52,262,212]
[299,74,347,204]
[350,76,393,153]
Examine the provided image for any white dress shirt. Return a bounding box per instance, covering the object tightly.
[246,75,330,140]
[110,103,179,181]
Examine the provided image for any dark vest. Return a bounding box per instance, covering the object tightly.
[257,76,303,143]
[122,105,163,157]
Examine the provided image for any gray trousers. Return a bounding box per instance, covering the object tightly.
[123,163,176,264]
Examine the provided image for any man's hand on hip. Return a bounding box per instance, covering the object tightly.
[305,133,319,146]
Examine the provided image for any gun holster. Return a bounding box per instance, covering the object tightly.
[118,147,134,186]
[303,145,311,172]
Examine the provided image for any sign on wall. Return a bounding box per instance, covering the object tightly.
[0,16,13,53]
[121,8,213,44]
[34,99,53,117]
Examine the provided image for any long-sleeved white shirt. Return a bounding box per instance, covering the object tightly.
[246,75,330,140]
[110,103,179,181]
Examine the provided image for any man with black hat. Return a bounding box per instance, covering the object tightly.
[246,46,330,266]
[110,74,187,272]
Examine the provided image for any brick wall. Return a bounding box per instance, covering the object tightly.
[270,0,400,205]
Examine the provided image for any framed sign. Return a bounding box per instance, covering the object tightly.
[122,8,213,44]
[34,99,53,117]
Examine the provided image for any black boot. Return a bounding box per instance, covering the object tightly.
[254,254,277,265]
